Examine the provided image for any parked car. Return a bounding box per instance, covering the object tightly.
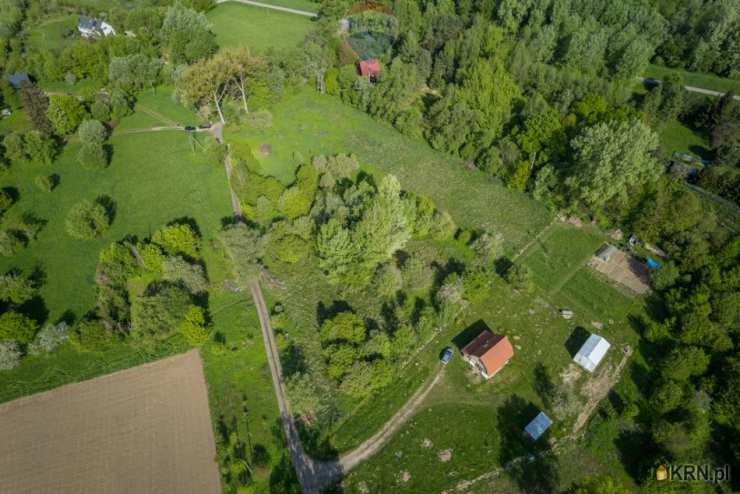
[198,123,212,129]
[184,125,196,131]
[440,347,454,365]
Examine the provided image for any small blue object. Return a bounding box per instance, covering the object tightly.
[440,347,453,365]
[646,258,662,270]
[525,412,553,440]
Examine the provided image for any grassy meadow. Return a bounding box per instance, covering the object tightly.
[207,2,315,53]
[227,89,552,253]
[25,14,77,52]
[644,63,740,94]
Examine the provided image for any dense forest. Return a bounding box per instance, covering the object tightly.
[0,0,738,492]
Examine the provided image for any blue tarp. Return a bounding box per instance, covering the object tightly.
[646,257,662,270]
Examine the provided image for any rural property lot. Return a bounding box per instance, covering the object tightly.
[0,350,220,494]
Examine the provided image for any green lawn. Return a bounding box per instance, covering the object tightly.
[25,14,77,52]
[208,2,315,52]
[0,130,231,321]
[227,89,552,253]
[658,119,711,159]
[247,0,319,12]
[644,64,740,95]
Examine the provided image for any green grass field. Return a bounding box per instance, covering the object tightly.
[658,119,711,159]
[208,2,315,52]
[227,89,552,253]
[25,14,77,52]
[248,0,318,12]
[0,129,231,321]
[644,64,740,94]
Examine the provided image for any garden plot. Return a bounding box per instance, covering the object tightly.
[589,249,651,295]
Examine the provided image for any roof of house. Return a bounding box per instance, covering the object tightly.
[461,330,513,376]
[525,411,552,440]
[573,334,610,373]
[7,72,30,89]
[358,58,381,78]
[78,16,98,30]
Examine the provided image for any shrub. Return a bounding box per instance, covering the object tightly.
[0,190,15,216]
[0,229,26,256]
[139,243,165,272]
[34,174,57,192]
[0,311,38,344]
[180,305,210,346]
[24,131,57,165]
[504,263,533,291]
[152,224,200,258]
[65,200,111,239]
[28,322,69,355]
[0,341,22,370]
[0,272,36,304]
[3,132,26,162]
[78,119,108,147]
[77,141,108,168]
[69,319,114,352]
[110,89,132,120]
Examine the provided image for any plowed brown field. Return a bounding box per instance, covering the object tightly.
[0,350,220,494]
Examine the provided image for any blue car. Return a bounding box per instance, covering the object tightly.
[440,347,454,365]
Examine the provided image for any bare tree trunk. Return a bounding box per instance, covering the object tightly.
[213,90,225,124]
[236,79,249,113]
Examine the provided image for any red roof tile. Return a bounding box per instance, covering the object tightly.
[461,330,514,376]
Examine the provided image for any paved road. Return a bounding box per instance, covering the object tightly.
[215,0,318,17]
[638,77,740,100]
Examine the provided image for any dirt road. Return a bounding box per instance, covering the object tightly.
[248,280,443,492]
[215,0,318,17]
[0,350,220,494]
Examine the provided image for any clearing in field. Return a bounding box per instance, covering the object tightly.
[0,350,220,494]
[207,2,315,52]
[589,247,651,295]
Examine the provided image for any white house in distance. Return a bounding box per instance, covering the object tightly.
[573,334,611,373]
[77,16,115,38]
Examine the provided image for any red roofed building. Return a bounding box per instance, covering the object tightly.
[358,58,381,80]
[461,330,514,379]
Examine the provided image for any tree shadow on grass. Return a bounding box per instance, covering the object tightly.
[533,363,556,409]
[565,326,590,358]
[497,394,560,493]
[614,428,659,484]
[451,319,489,351]
[316,300,352,327]
[269,452,302,494]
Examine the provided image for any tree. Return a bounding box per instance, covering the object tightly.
[319,311,365,346]
[28,322,69,355]
[660,346,710,381]
[504,263,533,291]
[162,256,208,294]
[573,476,630,494]
[69,319,114,352]
[0,341,22,370]
[77,119,108,168]
[3,132,25,163]
[131,284,191,341]
[0,310,38,344]
[180,305,210,346]
[109,54,162,93]
[566,119,660,209]
[65,200,111,239]
[24,131,57,165]
[219,223,263,283]
[0,272,36,304]
[161,3,217,65]
[47,95,87,135]
[153,223,200,259]
[18,81,52,135]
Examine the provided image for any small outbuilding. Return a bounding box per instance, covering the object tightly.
[77,16,115,38]
[594,243,618,263]
[573,334,610,373]
[524,411,552,441]
[7,72,30,90]
[461,329,513,380]
[358,58,381,80]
